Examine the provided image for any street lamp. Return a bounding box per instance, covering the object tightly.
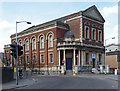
[16,21,31,85]
[104,37,115,71]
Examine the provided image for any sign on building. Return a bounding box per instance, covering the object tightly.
[92,54,95,59]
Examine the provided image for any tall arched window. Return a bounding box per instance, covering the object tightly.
[32,39,36,50]
[25,40,29,51]
[33,54,36,64]
[19,41,22,46]
[40,37,44,49]
[49,35,53,47]
[92,29,96,40]
[85,27,89,39]
[98,31,102,41]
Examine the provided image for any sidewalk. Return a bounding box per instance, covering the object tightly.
[1,76,38,90]
[77,74,118,81]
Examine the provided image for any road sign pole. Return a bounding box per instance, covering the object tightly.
[16,22,18,85]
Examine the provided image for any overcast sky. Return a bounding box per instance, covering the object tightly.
[0,1,118,52]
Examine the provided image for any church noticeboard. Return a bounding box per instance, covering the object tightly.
[92,54,95,59]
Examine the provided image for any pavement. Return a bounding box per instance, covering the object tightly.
[1,75,38,90]
[1,74,119,90]
[77,74,118,81]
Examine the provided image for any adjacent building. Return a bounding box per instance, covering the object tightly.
[0,52,4,67]
[106,44,120,70]
[4,5,105,73]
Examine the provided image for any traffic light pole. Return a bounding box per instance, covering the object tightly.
[16,22,18,85]
[15,21,31,85]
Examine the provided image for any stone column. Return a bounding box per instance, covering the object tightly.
[78,50,81,66]
[73,49,76,66]
[81,51,84,66]
[63,49,66,66]
[58,50,60,66]
[89,52,92,65]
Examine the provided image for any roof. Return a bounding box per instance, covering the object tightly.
[106,43,120,47]
[63,30,75,38]
[106,51,120,55]
[10,5,105,38]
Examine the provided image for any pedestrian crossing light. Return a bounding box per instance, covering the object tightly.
[18,45,23,56]
[10,42,17,58]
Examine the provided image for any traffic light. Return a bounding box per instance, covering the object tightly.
[18,45,23,56]
[10,42,17,58]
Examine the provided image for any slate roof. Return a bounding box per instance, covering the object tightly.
[63,30,75,38]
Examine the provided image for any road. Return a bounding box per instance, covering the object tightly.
[14,75,118,89]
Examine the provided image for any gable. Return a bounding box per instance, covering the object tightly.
[82,5,105,23]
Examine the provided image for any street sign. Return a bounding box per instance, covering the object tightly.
[76,54,78,58]
[62,61,65,64]
[92,54,95,59]
[14,67,16,72]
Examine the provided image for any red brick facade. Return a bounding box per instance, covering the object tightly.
[4,5,105,70]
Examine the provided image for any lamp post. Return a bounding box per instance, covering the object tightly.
[16,21,31,85]
[105,37,115,71]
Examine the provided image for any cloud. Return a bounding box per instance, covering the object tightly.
[0,21,15,32]
[0,20,15,52]
[102,5,118,16]
[100,5,118,45]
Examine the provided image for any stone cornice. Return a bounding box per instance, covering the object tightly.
[11,21,69,39]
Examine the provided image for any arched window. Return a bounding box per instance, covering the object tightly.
[49,35,53,47]
[33,54,36,64]
[32,39,36,50]
[85,27,89,39]
[98,31,102,41]
[19,41,22,46]
[40,37,44,49]
[26,55,29,64]
[92,29,96,40]
[19,56,23,65]
[25,40,29,51]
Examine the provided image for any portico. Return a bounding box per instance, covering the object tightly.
[57,41,105,71]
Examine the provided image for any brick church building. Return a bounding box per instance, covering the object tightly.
[4,5,105,73]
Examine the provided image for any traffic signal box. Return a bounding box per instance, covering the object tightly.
[18,45,23,56]
[10,42,17,58]
[10,42,23,58]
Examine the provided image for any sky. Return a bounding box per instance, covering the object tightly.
[0,1,118,52]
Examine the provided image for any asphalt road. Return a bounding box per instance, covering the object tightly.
[15,76,118,89]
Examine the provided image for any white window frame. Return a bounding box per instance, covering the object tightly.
[19,56,23,65]
[32,38,36,50]
[6,50,9,54]
[49,34,53,48]
[98,30,102,41]
[49,53,53,63]
[40,37,44,49]
[19,41,22,46]
[85,26,89,39]
[25,40,29,51]
[40,54,44,64]
[33,54,37,64]
[26,55,29,64]
[92,28,96,40]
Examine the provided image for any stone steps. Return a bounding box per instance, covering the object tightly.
[66,70,73,75]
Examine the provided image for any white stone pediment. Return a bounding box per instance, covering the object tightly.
[83,5,105,23]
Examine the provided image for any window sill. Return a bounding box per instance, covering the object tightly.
[40,48,44,50]
[49,62,54,64]
[85,38,89,40]
[49,47,53,49]
[25,50,29,52]
[98,41,102,43]
[40,62,45,64]
[92,40,96,42]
